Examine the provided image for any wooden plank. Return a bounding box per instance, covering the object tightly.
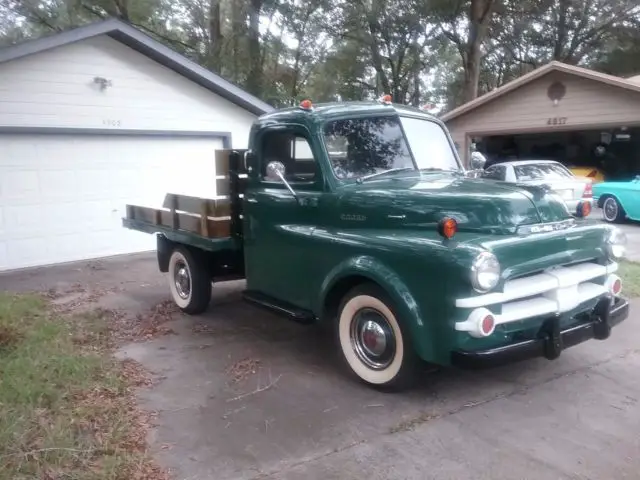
[215,149,232,175]
[200,200,209,237]
[174,212,231,237]
[215,149,248,175]
[127,206,158,224]
[162,193,231,217]
[170,193,178,229]
[125,205,231,238]
[216,176,248,196]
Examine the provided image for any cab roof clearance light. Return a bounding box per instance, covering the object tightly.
[380,94,392,105]
[299,99,313,110]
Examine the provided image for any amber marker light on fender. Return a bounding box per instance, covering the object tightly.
[438,217,458,239]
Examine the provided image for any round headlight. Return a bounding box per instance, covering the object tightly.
[471,251,501,293]
[607,228,627,260]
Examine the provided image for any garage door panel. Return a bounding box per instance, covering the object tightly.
[0,133,223,271]
[5,237,50,269]
[2,204,44,237]
[40,169,80,199]
[2,169,39,200]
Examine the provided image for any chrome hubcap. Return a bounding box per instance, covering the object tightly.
[350,308,396,370]
[604,198,617,221]
[174,261,191,299]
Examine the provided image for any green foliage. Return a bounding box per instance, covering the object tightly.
[0,293,163,479]
[1,0,639,108]
[619,260,640,298]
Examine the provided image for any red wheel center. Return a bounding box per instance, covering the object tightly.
[363,331,378,349]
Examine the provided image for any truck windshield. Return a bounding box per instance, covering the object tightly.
[323,115,460,180]
[399,116,460,172]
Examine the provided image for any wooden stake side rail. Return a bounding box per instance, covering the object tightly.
[124,149,248,240]
[125,201,232,238]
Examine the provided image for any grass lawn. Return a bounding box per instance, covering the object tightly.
[0,293,166,480]
[619,260,640,298]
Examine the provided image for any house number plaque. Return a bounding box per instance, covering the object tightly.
[547,117,567,126]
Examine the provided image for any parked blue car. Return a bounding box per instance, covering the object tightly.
[593,176,640,223]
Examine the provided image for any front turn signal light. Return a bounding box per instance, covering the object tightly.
[438,217,457,239]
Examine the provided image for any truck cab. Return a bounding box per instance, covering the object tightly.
[124,99,630,390]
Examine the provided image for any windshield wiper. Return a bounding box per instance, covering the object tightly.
[359,167,415,182]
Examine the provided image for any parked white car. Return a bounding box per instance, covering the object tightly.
[481,160,593,213]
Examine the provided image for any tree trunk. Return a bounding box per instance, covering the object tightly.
[112,0,130,21]
[208,0,223,69]
[553,0,569,60]
[462,0,496,103]
[245,0,263,96]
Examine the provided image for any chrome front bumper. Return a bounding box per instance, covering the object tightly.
[455,261,620,336]
[451,296,629,369]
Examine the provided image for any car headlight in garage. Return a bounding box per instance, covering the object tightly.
[471,251,501,293]
[607,228,627,260]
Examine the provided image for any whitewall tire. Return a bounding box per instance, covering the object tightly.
[168,247,211,314]
[602,197,625,223]
[336,284,418,390]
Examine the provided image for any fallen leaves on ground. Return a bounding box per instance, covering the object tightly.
[226,357,262,383]
[0,293,171,480]
[105,300,179,345]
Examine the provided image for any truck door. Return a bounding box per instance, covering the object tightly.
[243,124,325,309]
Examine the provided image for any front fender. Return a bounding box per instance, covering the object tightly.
[316,255,434,360]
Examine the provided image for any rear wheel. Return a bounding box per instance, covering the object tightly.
[336,284,419,390]
[168,247,211,314]
[602,196,625,223]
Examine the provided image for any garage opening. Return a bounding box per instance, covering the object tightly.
[473,126,640,182]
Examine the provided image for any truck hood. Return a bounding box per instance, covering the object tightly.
[336,173,572,234]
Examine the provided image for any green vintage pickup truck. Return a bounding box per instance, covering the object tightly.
[123,99,630,390]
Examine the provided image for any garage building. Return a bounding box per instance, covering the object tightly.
[0,19,273,272]
[442,61,640,181]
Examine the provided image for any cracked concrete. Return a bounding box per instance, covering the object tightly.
[1,252,639,480]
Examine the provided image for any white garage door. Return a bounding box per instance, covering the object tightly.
[0,133,224,271]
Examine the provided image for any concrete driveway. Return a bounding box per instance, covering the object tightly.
[614,222,640,262]
[593,208,640,262]
[1,253,639,480]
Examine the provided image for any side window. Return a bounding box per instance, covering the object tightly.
[260,130,318,183]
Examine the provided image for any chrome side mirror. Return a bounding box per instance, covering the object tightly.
[266,161,298,201]
[470,151,487,170]
[266,160,286,180]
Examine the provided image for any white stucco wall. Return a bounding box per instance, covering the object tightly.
[0,35,257,148]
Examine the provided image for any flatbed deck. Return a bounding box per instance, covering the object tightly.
[122,149,247,253]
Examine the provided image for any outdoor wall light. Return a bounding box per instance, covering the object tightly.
[93,76,113,90]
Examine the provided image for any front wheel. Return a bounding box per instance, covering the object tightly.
[336,284,419,390]
[602,196,625,223]
[168,247,212,314]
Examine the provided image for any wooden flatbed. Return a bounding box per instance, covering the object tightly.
[122,149,247,253]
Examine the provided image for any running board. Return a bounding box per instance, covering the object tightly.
[242,290,316,324]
